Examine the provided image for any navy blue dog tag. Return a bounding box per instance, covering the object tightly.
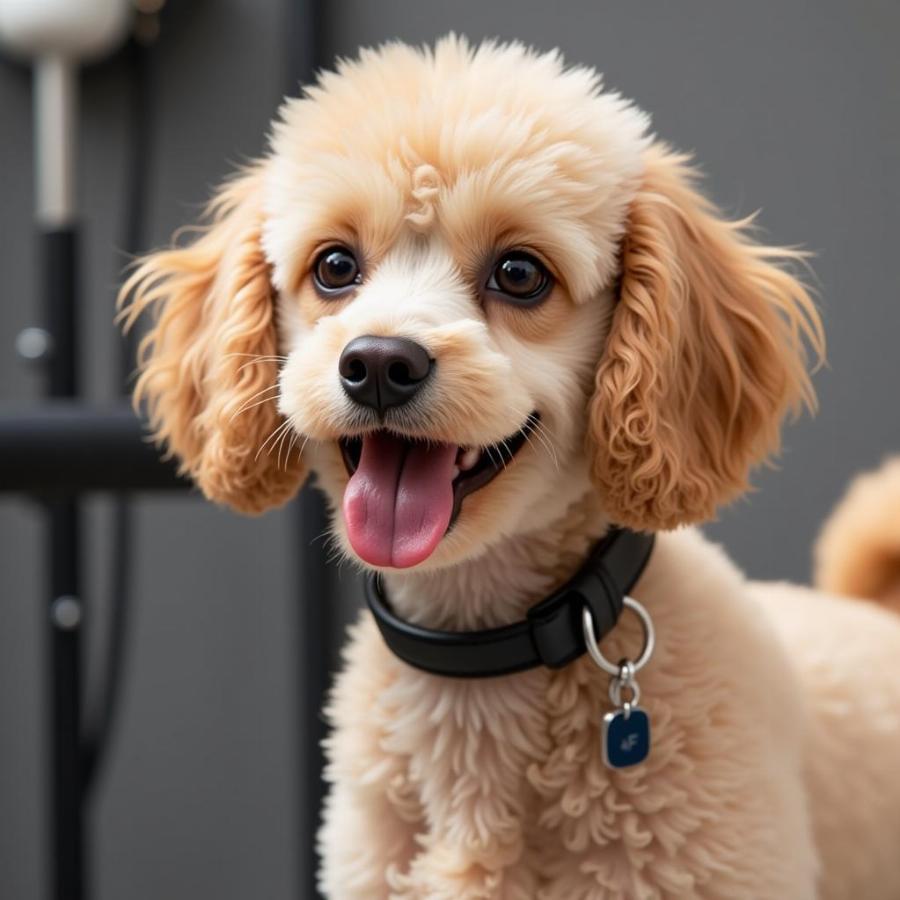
[602,706,650,768]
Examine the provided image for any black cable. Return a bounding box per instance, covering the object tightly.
[82,497,133,788]
[82,29,156,791]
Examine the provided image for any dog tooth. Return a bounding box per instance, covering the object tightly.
[459,447,480,471]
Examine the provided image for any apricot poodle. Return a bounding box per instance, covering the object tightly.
[121,37,900,899]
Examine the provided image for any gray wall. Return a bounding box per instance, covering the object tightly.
[1,1,898,898]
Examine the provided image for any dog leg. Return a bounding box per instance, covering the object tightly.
[318,617,422,898]
[393,840,539,900]
[385,671,551,899]
[318,779,420,899]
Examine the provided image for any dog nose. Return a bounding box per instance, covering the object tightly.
[338,335,433,415]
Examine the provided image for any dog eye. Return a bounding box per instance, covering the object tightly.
[487,252,552,304]
[313,246,361,293]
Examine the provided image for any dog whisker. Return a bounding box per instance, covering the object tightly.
[223,351,288,363]
[229,386,281,422]
[275,421,295,470]
[283,429,302,469]
[231,381,280,404]
[255,419,293,462]
[236,356,289,374]
[521,429,555,473]
[485,444,507,472]
[498,438,517,465]
[529,418,560,471]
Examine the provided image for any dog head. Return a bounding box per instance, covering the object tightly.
[120,37,823,572]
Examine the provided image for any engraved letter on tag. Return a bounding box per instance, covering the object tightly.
[602,707,650,768]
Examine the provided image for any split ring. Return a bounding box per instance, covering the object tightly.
[609,677,641,708]
[582,596,655,677]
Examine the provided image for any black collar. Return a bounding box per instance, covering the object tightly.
[365,527,655,678]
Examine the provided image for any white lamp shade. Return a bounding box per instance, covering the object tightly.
[0,0,132,62]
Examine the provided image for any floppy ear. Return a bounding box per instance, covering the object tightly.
[119,166,306,514]
[588,145,824,531]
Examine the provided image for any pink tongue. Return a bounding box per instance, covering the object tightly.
[343,433,458,568]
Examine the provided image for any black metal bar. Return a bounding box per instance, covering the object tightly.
[47,498,83,900]
[44,229,79,397]
[296,481,332,899]
[283,2,331,897]
[83,31,158,794]
[41,226,86,900]
[118,35,154,388]
[0,404,187,494]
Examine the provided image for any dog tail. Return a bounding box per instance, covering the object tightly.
[815,456,900,612]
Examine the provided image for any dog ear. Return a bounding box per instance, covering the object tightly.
[119,166,306,514]
[588,145,824,531]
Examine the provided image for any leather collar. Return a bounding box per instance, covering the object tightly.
[365,527,655,678]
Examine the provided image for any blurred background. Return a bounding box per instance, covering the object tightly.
[1,1,898,898]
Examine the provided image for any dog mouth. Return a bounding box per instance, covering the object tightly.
[338,413,539,569]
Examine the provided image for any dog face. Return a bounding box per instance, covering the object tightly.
[121,37,823,572]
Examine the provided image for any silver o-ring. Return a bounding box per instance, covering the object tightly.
[582,596,655,677]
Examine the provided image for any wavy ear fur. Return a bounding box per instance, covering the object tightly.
[589,145,824,531]
[119,167,306,514]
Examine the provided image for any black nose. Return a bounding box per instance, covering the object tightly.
[338,335,433,416]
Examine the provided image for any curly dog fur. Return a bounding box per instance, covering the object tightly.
[121,37,900,899]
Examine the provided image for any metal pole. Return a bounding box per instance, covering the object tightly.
[36,57,76,230]
[34,54,86,900]
[296,485,332,899]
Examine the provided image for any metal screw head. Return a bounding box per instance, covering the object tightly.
[16,327,54,362]
[51,596,82,630]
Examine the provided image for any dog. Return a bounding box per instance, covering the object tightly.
[121,36,900,899]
